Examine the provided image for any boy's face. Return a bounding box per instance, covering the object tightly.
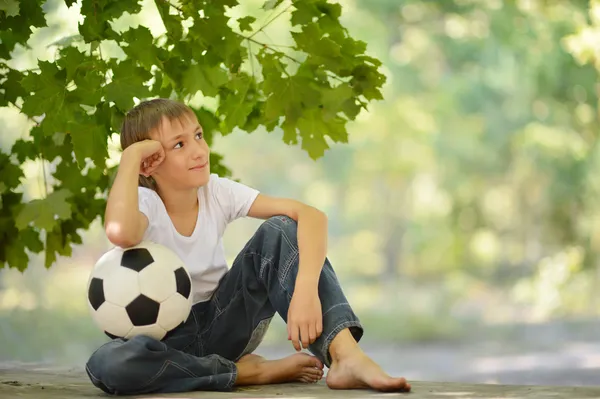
[151,112,211,190]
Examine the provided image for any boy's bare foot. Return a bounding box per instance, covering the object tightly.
[237,353,266,363]
[235,352,324,385]
[326,329,411,392]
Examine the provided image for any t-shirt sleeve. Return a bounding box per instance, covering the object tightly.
[138,187,157,225]
[210,174,260,223]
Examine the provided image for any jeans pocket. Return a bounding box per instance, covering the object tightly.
[237,316,273,360]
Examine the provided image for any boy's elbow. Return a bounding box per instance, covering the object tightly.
[105,221,141,248]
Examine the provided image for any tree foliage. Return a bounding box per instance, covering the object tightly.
[0,0,386,270]
[332,0,600,297]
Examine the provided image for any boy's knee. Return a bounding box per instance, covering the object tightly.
[260,215,298,238]
[87,340,125,393]
[86,336,162,394]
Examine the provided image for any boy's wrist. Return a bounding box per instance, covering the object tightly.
[295,271,319,290]
[122,146,143,163]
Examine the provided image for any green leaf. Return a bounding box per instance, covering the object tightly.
[96,101,124,133]
[218,74,257,133]
[104,60,152,111]
[238,16,256,32]
[0,30,18,59]
[11,139,37,163]
[341,97,362,120]
[291,4,314,25]
[20,61,67,117]
[121,27,160,70]
[79,0,140,42]
[155,1,183,41]
[263,0,284,10]
[192,107,220,145]
[182,63,229,97]
[38,100,82,137]
[0,152,24,189]
[350,63,386,100]
[22,228,43,253]
[297,109,348,159]
[0,69,27,106]
[0,0,45,58]
[281,117,298,145]
[67,111,109,168]
[15,189,73,232]
[0,0,19,17]
[321,83,354,120]
[292,23,345,72]
[6,241,27,271]
[264,74,321,123]
[45,227,72,268]
[57,46,88,82]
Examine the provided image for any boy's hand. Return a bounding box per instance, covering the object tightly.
[287,285,323,351]
[124,140,165,177]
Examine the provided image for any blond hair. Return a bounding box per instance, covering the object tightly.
[120,98,196,190]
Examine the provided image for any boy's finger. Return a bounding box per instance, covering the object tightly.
[316,319,323,337]
[291,325,301,351]
[309,323,317,344]
[300,324,310,349]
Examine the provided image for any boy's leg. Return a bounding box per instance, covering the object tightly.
[85,303,238,395]
[204,215,410,392]
[205,215,362,364]
[197,223,327,385]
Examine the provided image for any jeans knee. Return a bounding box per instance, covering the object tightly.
[86,341,124,393]
[86,336,163,394]
[260,215,298,239]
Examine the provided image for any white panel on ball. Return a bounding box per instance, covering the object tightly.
[103,267,141,307]
[143,241,186,271]
[138,262,177,302]
[125,324,167,341]
[157,293,191,331]
[94,302,133,338]
[90,248,124,280]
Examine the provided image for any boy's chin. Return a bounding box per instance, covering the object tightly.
[191,174,210,187]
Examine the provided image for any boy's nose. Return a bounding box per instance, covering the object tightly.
[192,145,207,159]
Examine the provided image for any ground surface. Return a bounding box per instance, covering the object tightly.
[4,320,600,398]
[2,363,600,399]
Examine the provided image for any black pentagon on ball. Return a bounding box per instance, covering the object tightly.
[174,267,191,299]
[105,331,120,340]
[121,248,154,272]
[126,294,160,326]
[88,277,105,311]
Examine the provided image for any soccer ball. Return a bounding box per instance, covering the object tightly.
[87,241,193,341]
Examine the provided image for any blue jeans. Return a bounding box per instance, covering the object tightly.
[85,216,363,395]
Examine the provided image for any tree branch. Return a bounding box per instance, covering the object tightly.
[248,3,293,40]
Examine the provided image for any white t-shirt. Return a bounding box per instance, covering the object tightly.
[138,173,260,303]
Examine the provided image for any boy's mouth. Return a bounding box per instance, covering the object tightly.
[190,161,208,170]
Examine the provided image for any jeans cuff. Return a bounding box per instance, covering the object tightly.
[320,320,364,367]
[225,360,238,390]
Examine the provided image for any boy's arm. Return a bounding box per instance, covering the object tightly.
[104,149,149,248]
[247,194,327,284]
[248,194,327,350]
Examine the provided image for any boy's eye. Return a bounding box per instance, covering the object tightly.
[196,132,203,139]
[174,141,183,149]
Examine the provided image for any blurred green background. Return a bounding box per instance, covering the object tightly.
[2,0,600,385]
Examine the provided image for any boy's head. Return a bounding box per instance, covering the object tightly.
[120,98,211,191]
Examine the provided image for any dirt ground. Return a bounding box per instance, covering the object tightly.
[2,362,600,399]
[3,319,600,398]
